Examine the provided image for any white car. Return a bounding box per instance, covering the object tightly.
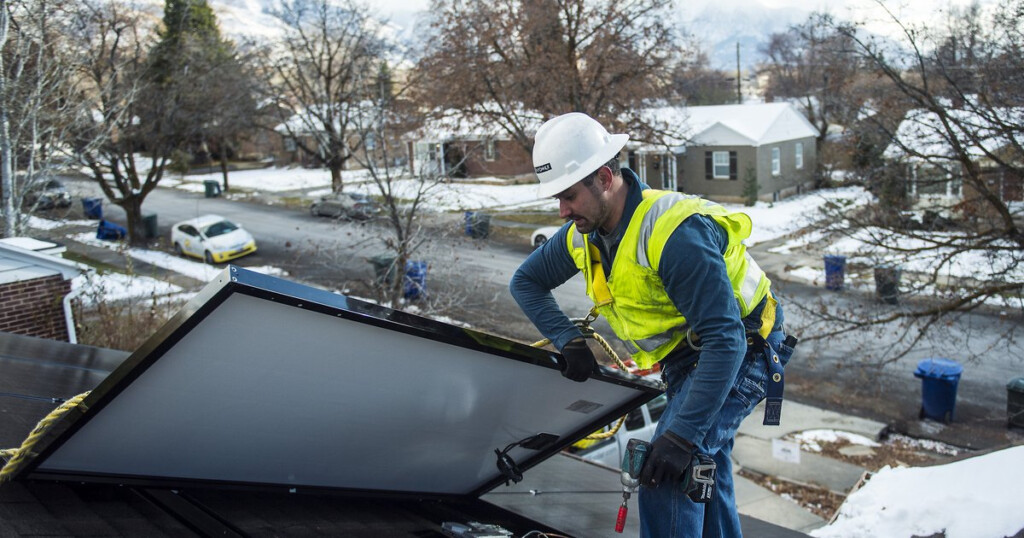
[568,393,667,468]
[170,214,257,264]
[531,225,562,249]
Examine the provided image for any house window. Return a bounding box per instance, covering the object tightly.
[713,151,730,178]
[771,147,781,176]
[705,150,737,180]
[484,139,496,161]
[364,132,376,151]
[284,137,297,152]
[795,142,803,169]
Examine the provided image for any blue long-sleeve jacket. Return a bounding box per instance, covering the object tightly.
[509,169,750,445]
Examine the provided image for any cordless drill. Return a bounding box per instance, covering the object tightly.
[615,438,651,533]
[614,439,718,532]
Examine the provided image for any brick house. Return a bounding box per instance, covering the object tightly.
[0,241,84,342]
[407,110,539,179]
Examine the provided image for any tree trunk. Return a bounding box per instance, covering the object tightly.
[0,0,15,238]
[330,163,343,193]
[123,197,145,248]
[219,140,230,192]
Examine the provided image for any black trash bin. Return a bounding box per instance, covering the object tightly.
[142,213,158,239]
[82,197,103,220]
[1008,377,1024,428]
[204,180,222,198]
[464,211,491,239]
[368,254,397,285]
[875,264,902,305]
[914,358,963,423]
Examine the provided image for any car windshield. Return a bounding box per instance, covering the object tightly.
[203,220,239,238]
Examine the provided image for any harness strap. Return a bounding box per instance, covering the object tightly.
[587,243,613,307]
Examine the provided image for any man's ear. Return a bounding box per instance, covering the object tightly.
[596,165,615,191]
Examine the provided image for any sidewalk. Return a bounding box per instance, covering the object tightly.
[733,400,889,533]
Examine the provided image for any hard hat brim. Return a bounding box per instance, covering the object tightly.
[536,133,629,198]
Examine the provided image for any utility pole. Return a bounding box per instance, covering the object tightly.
[736,42,742,104]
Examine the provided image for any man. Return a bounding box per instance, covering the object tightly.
[509,112,795,537]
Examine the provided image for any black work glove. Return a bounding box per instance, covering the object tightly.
[639,431,694,488]
[558,337,595,382]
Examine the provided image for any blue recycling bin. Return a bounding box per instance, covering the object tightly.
[403,261,427,300]
[914,358,963,423]
[824,254,846,291]
[95,219,126,241]
[82,197,103,219]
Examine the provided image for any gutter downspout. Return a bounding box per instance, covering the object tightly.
[63,283,85,344]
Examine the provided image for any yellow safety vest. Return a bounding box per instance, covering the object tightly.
[566,190,772,369]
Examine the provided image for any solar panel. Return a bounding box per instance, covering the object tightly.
[22,266,660,497]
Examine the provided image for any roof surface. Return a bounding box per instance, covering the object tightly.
[641,102,819,150]
[0,242,84,285]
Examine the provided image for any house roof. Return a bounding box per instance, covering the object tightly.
[883,107,1024,162]
[412,107,545,142]
[640,102,819,151]
[0,242,85,285]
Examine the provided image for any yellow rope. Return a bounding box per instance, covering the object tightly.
[0,391,91,484]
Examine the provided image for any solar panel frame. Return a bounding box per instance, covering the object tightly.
[20,266,661,499]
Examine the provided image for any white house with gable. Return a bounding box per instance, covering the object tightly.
[632,102,818,202]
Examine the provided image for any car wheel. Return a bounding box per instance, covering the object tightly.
[534,235,548,249]
[204,250,215,264]
[173,243,183,257]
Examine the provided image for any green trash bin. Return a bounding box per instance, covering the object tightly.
[368,254,397,285]
[1008,377,1024,428]
[142,213,158,239]
[875,264,902,305]
[204,180,222,198]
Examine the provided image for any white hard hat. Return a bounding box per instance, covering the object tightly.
[532,112,629,198]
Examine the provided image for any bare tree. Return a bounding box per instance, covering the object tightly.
[259,0,390,193]
[760,12,865,184]
[791,1,1024,363]
[1,0,85,236]
[416,0,681,150]
[0,0,12,237]
[63,0,185,247]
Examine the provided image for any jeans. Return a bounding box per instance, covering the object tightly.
[638,328,791,538]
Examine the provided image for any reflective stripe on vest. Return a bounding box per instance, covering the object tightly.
[566,190,772,369]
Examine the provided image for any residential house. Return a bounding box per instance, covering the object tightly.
[271,102,408,171]
[883,107,1024,211]
[407,111,538,179]
[633,103,818,203]
[0,240,84,342]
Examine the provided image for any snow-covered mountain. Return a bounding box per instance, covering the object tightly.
[678,0,812,69]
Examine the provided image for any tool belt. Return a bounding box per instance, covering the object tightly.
[657,295,798,426]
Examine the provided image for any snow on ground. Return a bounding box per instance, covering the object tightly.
[811,445,1024,538]
[72,271,185,305]
[68,231,289,290]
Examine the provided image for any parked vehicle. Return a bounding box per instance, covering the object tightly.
[22,179,72,210]
[568,392,668,468]
[170,215,257,264]
[531,225,561,249]
[310,192,381,220]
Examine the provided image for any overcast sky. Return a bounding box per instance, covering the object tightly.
[364,0,998,37]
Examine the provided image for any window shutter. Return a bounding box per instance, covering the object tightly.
[729,151,738,180]
[705,152,712,180]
